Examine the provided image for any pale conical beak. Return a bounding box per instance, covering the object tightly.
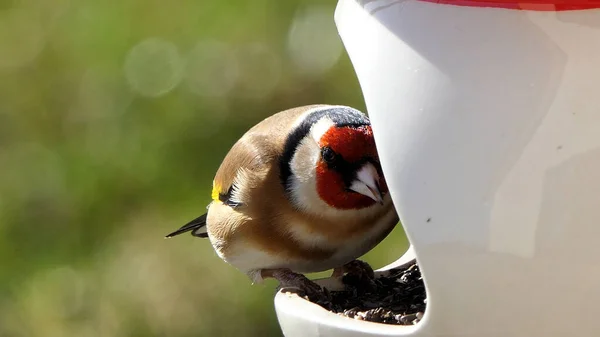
[349,162,384,204]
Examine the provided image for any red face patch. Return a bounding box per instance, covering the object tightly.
[320,125,377,162]
[315,125,388,210]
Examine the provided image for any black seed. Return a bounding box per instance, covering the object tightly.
[304,260,427,326]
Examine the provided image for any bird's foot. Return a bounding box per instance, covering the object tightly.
[261,268,324,300]
[332,259,376,291]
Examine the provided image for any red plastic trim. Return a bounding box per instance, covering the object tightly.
[418,0,600,10]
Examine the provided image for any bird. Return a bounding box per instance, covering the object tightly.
[166,104,398,295]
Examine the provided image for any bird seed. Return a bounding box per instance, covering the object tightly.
[308,260,426,325]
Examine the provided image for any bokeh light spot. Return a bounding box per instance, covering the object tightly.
[124,38,184,97]
[184,40,239,98]
[0,8,46,69]
[287,5,343,76]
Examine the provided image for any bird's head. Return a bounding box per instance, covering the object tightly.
[280,106,389,217]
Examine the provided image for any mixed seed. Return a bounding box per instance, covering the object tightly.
[307,261,426,325]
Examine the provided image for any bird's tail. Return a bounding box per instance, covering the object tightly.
[165,213,208,238]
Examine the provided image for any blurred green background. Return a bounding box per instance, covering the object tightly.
[0,0,408,336]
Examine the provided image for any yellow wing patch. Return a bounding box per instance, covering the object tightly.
[211,180,222,202]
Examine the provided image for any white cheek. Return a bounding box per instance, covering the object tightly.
[310,117,334,143]
[288,120,338,216]
[289,137,319,184]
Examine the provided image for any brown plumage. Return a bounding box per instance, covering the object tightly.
[166,105,398,293]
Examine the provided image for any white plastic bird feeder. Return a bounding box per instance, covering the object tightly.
[275,0,600,336]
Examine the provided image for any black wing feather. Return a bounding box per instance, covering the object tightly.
[165,213,208,238]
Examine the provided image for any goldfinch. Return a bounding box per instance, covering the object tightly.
[166,105,398,294]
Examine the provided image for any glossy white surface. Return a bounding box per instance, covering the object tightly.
[275,0,600,336]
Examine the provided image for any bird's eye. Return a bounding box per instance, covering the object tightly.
[321,146,337,164]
